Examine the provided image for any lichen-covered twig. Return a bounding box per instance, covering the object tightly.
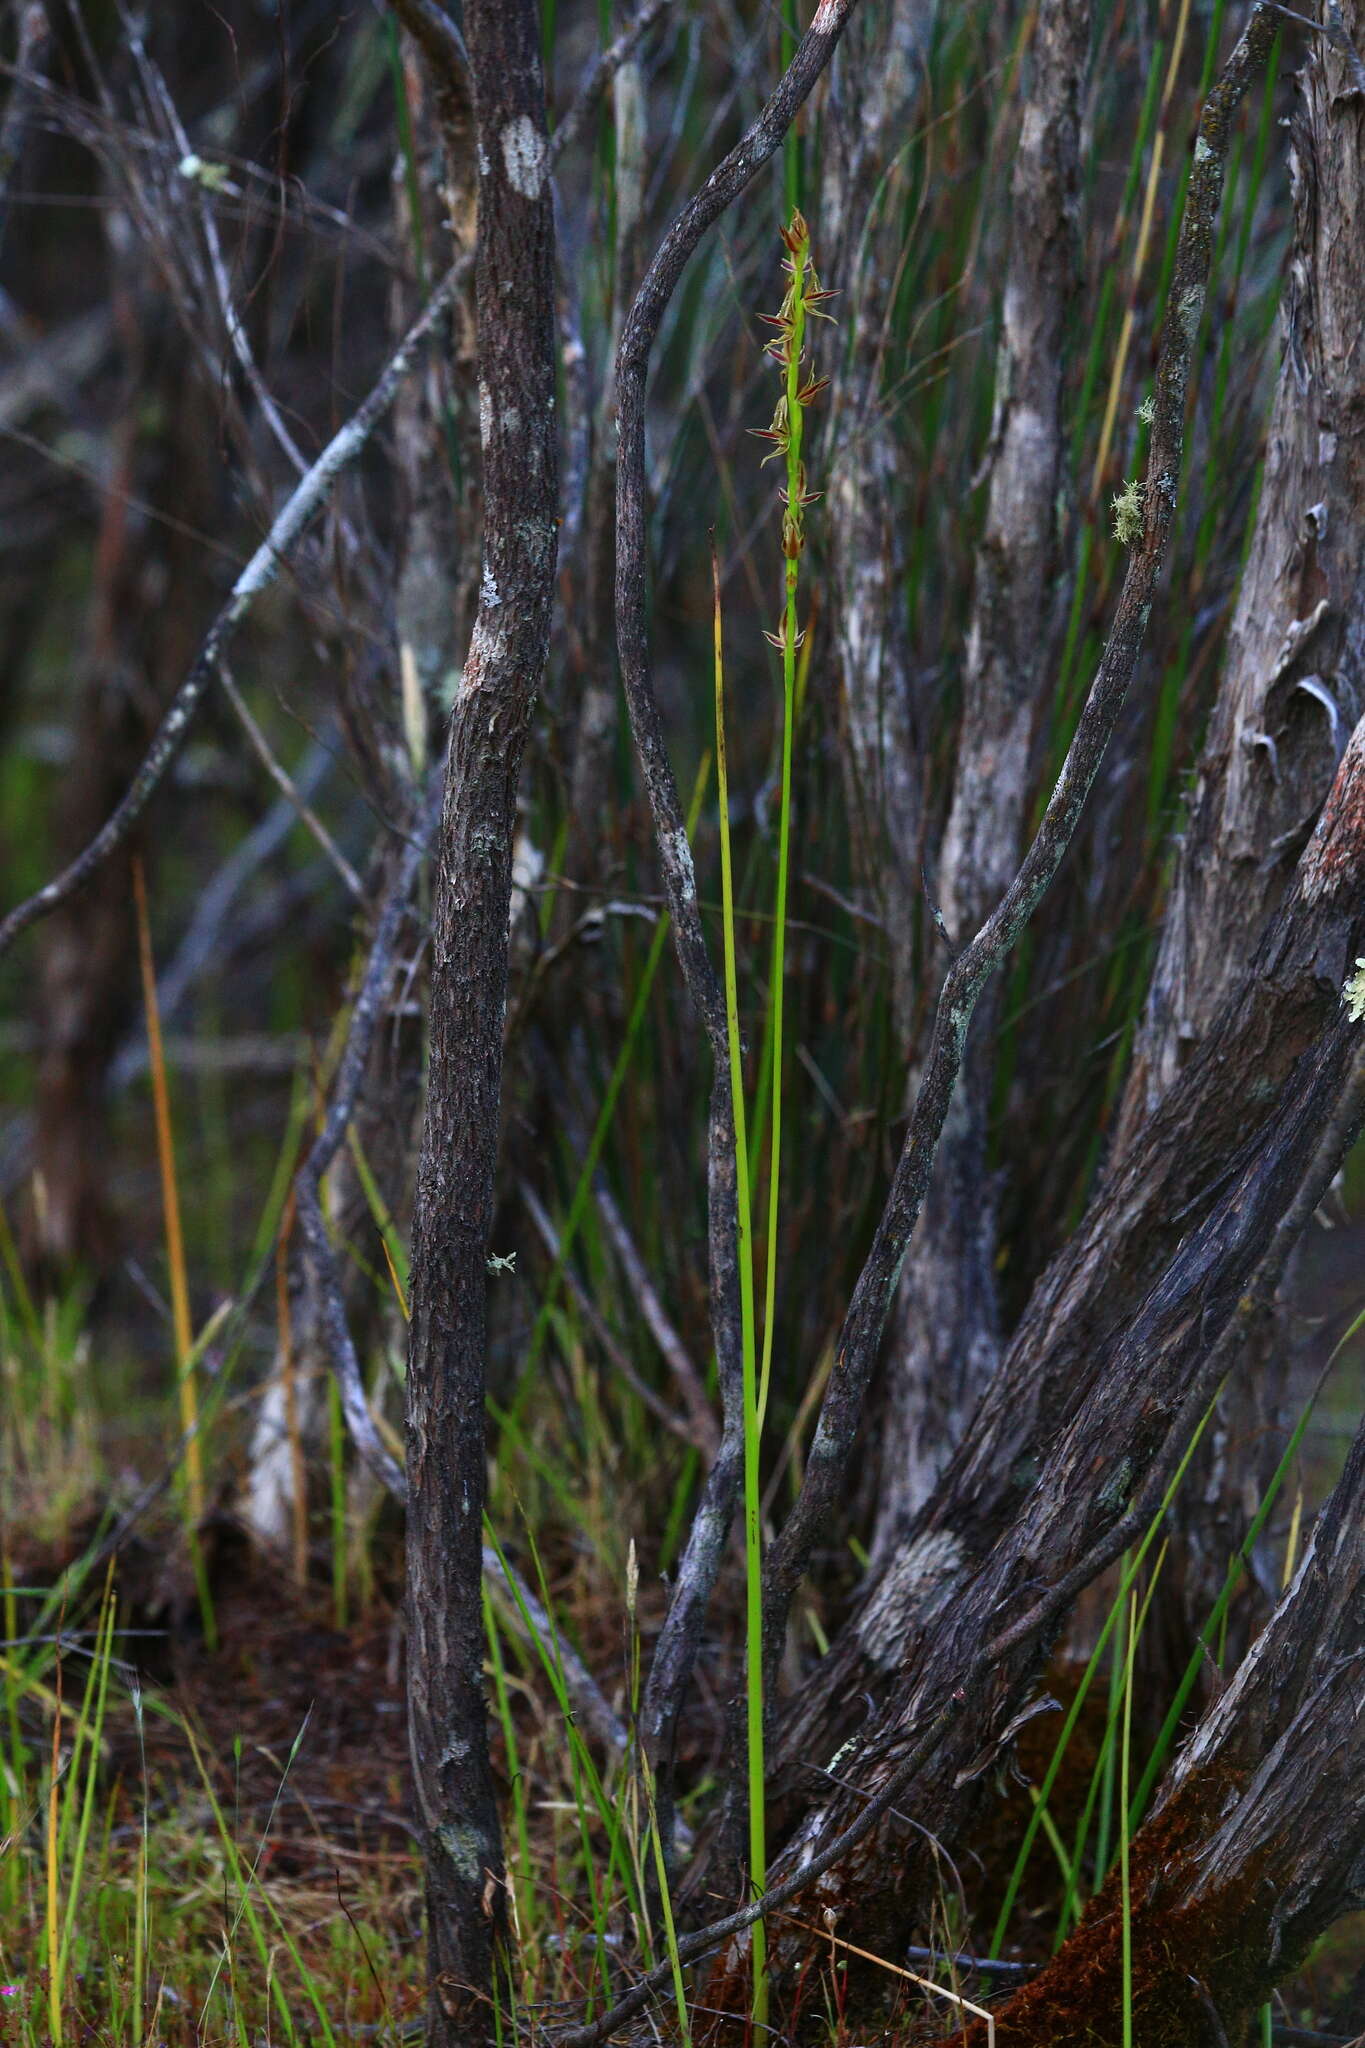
[0,259,467,964]
[293,794,436,1507]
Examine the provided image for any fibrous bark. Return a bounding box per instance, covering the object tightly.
[975,1402,1365,2047]
[820,0,937,1042]
[872,0,1090,1560]
[1103,0,1365,1685]
[400,2,559,2040]
[756,4,1281,1710]
[1115,5,1365,1149]
[739,710,1365,2015]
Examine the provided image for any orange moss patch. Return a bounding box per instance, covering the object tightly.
[952,1769,1278,2048]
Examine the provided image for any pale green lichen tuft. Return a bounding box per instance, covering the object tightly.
[178,153,233,193]
[1343,958,1365,1024]
[1138,395,1156,426]
[437,1821,485,1884]
[1111,477,1145,548]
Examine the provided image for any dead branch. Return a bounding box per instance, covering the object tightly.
[0,258,468,964]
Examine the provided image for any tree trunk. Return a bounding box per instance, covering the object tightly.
[871,0,1089,1560]
[1104,0,1365,1678]
[1113,11,1365,1150]
[975,1404,1365,2047]
[766,0,1365,1843]
[401,3,558,2041]
[820,0,937,1046]
[739,702,1365,2021]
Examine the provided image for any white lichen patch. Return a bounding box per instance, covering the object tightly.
[437,1822,483,1883]
[1019,104,1046,156]
[1194,135,1214,165]
[501,115,546,200]
[481,563,502,610]
[1179,284,1204,346]
[667,825,697,905]
[857,1528,965,1670]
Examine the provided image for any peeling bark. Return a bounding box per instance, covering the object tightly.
[1115,12,1365,1147]
[873,0,1089,1559]
[820,0,936,1041]
[1107,0,1365,1680]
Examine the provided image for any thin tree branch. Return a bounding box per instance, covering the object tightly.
[520,1178,702,1448]
[218,664,364,901]
[593,1176,718,1456]
[482,1536,629,1760]
[0,1,47,262]
[0,257,468,964]
[294,794,436,1507]
[550,0,673,164]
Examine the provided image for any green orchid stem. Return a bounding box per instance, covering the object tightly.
[712,540,766,2030]
[757,219,807,1439]
[728,212,829,2034]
